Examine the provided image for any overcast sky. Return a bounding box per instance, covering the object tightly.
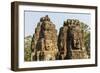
[24,11,91,37]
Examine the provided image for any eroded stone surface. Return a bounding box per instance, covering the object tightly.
[31,15,58,61]
[58,19,88,59]
[31,16,89,61]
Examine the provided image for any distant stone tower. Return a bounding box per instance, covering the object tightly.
[58,19,88,59]
[31,15,58,61]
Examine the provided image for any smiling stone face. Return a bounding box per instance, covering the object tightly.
[45,40,53,51]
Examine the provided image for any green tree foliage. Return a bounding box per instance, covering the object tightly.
[24,36,32,61]
[24,48,31,61]
[80,22,90,57]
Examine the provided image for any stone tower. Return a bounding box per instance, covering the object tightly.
[31,15,58,61]
[58,19,88,59]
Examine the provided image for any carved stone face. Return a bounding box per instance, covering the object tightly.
[45,40,53,51]
[42,21,51,30]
